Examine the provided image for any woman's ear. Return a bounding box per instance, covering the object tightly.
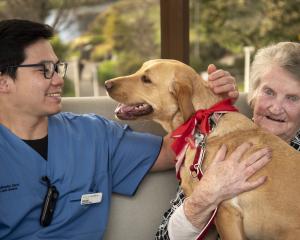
[170,80,195,122]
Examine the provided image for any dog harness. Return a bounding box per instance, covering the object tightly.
[171,98,238,240]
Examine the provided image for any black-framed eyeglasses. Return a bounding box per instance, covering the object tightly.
[8,61,68,79]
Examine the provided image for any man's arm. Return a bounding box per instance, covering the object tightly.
[151,133,175,171]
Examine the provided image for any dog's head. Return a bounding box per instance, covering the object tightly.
[105,59,216,132]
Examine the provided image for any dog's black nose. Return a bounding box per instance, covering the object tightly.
[105,81,113,90]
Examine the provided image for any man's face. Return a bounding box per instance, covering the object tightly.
[8,39,64,118]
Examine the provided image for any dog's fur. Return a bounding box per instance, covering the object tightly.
[105,59,300,240]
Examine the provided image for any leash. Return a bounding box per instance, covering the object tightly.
[171,98,238,240]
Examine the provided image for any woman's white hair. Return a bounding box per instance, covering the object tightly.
[248,42,300,107]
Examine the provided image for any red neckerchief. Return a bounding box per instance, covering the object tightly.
[171,98,238,240]
[171,98,238,180]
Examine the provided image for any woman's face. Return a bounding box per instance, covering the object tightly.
[253,65,300,142]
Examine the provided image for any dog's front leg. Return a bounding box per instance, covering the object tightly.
[215,201,247,240]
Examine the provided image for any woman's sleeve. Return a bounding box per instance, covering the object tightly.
[155,186,186,239]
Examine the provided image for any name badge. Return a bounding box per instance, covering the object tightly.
[81,192,102,205]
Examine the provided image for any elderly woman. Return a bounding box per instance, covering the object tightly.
[156,41,300,240]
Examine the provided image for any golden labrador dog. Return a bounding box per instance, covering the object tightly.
[105,59,300,240]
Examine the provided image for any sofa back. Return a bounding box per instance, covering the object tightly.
[61,93,252,239]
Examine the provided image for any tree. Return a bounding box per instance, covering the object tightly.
[0,0,108,96]
[189,0,300,81]
[0,0,104,30]
[85,0,160,75]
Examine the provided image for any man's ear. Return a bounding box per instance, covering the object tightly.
[170,80,195,122]
[0,74,11,93]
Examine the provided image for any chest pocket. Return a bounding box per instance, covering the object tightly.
[58,172,109,235]
[67,172,107,213]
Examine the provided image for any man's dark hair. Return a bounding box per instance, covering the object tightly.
[0,19,54,79]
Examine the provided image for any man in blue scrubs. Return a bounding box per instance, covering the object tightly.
[0,19,174,239]
[0,19,270,240]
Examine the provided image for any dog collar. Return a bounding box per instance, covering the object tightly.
[171,98,238,180]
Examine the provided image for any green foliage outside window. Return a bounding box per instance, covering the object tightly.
[1,0,299,93]
[97,60,118,86]
[51,35,75,96]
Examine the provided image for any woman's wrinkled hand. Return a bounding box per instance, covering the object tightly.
[199,143,271,205]
[207,64,239,100]
[184,143,271,228]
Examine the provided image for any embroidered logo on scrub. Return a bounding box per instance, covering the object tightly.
[0,183,20,193]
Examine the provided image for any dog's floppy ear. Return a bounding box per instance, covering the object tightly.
[170,81,195,121]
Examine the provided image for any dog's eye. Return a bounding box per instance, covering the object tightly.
[141,75,152,84]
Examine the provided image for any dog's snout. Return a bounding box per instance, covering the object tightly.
[105,81,114,91]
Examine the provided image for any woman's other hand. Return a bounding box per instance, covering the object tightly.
[207,64,239,100]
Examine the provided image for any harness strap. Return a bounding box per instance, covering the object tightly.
[171,98,238,240]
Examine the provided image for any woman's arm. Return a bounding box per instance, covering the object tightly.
[168,143,271,240]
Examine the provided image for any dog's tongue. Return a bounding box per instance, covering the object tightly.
[115,103,153,120]
[115,104,136,119]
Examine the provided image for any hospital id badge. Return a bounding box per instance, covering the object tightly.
[81,192,102,205]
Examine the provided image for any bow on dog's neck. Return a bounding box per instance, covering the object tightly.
[171,98,238,180]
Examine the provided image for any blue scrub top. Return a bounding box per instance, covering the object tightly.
[0,112,162,239]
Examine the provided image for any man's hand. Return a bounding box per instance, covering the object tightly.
[207,64,239,100]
